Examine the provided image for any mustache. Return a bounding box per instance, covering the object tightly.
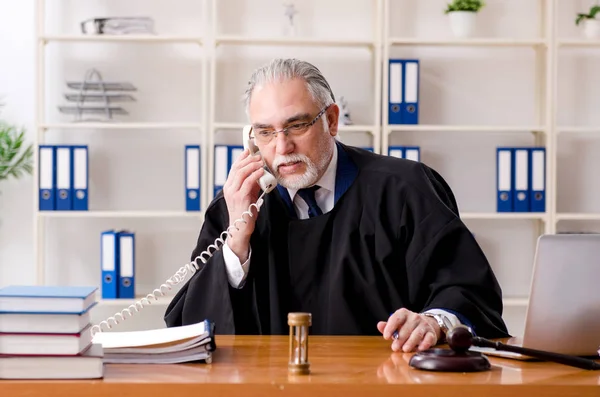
[273,153,310,169]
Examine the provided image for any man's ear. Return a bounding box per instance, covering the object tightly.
[327,103,340,137]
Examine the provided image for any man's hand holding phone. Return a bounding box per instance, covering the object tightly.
[222,149,265,262]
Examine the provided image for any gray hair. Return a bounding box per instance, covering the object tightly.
[243,58,336,115]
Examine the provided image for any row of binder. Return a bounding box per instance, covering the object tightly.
[496,147,546,213]
[38,143,422,214]
[355,146,421,162]
[38,145,89,211]
[389,59,420,125]
[205,145,422,209]
[100,229,136,299]
[388,145,421,162]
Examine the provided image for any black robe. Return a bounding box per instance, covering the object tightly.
[164,143,509,338]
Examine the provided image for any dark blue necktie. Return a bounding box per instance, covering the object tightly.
[297,185,323,218]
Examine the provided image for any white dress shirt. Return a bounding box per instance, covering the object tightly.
[221,146,462,331]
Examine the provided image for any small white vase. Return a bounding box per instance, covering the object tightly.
[583,19,600,39]
[448,11,477,38]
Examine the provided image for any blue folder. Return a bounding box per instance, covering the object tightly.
[71,145,89,211]
[117,230,135,299]
[38,145,56,211]
[388,59,420,125]
[185,145,201,211]
[512,148,530,212]
[100,230,119,299]
[55,145,73,211]
[496,147,513,212]
[529,147,546,212]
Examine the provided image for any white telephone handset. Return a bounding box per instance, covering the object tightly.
[91,126,277,336]
[242,125,277,194]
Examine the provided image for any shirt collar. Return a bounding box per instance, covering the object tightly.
[287,145,338,202]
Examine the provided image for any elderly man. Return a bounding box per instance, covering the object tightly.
[165,58,509,352]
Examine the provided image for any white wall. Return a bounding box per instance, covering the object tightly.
[2,0,599,336]
[0,0,36,286]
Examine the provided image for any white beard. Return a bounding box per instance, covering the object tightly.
[272,153,319,189]
[272,119,334,189]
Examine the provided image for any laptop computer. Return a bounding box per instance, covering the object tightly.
[470,233,600,360]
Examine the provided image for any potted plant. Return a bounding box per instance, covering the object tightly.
[0,104,33,188]
[576,5,600,39]
[444,0,486,38]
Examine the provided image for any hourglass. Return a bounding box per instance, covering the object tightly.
[288,312,312,375]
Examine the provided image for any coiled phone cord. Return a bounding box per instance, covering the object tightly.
[90,191,268,337]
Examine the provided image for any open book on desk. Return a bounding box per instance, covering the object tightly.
[92,320,216,364]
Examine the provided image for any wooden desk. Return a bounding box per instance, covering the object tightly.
[3,336,600,396]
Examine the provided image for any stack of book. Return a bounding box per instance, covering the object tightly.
[0,285,104,379]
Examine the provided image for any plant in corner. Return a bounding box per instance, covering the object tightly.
[576,4,600,39]
[0,106,33,187]
[444,0,486,38]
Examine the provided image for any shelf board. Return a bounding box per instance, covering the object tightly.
[215,35,374,47]
[99,296,174,306]
[387,125,546,133]
[338,124,378,133]
[38,211,204,218]
[556,213,600,221]
[557,126,600,134]
[41,122,203,130]
[388,37,547,47]
[558,39,600,47]
[40,35,202,44]
[213,122,378,133]
[461,212,547,221]
[503,298,529,307]
[213,122,245,130]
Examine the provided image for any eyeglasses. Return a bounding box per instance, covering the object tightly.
[251,105,330,144]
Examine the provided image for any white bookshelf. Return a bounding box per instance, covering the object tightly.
[380,0,557,318]
[503,298,530,307]
[206,0,384,203]
[40,123,204,130]
[557,39,600,47]
[557,126,600,133]
[387,125,547,133]
[461,212,549,221]
[388,38,548,47]
[215,35,375,47]
[30,0,600,326]
[40,34,203,44]
[38,211,204,219]
[33,0,210,301]
[555,213,600,221]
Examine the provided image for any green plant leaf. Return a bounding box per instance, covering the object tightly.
[445,0,485,14]
[576,5,600,25]
[0,121,33,182]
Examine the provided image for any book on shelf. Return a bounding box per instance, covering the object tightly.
[92,319,216,364]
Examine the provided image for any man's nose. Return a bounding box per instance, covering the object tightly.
[275,132,294,155]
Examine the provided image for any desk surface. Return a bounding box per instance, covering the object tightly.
[3,335,600,396]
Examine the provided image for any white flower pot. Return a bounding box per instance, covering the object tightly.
[583,19,600,39]
[448,11,477,38]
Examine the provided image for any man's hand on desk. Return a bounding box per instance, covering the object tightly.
[377,308,441,352]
